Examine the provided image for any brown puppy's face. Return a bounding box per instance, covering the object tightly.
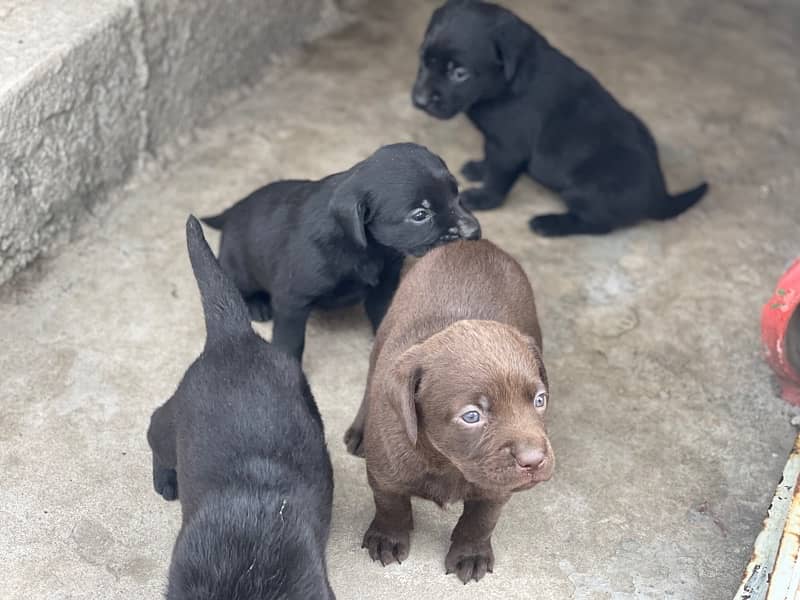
[389,320,554,493]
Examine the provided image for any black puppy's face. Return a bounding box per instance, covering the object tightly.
[412,5,507,119]
[367,164,480,257]
[412,44,504,120]
[334,143,481,256]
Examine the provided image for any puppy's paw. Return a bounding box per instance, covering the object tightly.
[154,466,178,501]
[460,160,486,182]
[461,188,505,211]
[343,425,366,458]
[362,522,410,566]
[245,295,272,322]
[445,539,494,584]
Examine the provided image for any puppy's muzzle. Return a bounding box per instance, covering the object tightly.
[457,218,481,240]
[453,202,481,240]
[412,89,441,110]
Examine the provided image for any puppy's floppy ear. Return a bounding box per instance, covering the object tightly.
[523,335,548,389]
[493,12,536,88]
[386,344,425,446]
[329,179,369,249]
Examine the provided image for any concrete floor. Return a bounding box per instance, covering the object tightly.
[2,1,800,598]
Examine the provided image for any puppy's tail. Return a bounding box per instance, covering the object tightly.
[651,182,709,221]
[200,210,228,230]
[185,215,251,344]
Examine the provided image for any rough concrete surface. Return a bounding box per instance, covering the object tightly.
[0,0,347,285]
[2,0,800,598]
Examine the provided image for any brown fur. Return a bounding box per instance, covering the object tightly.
[344,239,553,584]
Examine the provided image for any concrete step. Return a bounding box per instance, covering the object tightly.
[0,0,349,285]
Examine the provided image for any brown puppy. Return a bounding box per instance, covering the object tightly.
[344,239,553,584]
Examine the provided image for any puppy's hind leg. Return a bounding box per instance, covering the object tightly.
[147,401,178,501]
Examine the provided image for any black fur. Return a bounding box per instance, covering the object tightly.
[202,142,481,360]
[147,216,335,600]
[412,0,708,236]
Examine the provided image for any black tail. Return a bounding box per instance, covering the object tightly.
[185,215,251,345]
[200,210,228,230]
[651,182,709,221]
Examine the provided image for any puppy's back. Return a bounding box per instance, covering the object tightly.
[386,239,541,347]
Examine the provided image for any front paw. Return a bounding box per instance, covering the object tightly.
[460,160,486,182]
[344,424,366,458]
[362,521,410,566]
[461,188,505,211]
[445,539,494,584]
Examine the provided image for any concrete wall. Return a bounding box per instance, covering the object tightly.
[0,0,347,285]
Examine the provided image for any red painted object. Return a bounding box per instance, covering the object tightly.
[762,258,800,406]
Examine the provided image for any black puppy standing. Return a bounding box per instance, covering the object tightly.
[412,0,708,236]
[203,143,481,360]
[147,217,335,599]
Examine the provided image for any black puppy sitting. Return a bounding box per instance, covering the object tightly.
[202,142,481,360]
[147,216,335,599]
[412,0,708,236]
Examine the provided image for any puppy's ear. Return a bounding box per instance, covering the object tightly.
[330,183,369,249]
[387,344,424,446]
[523,336,548,389]
[493,13,536,88]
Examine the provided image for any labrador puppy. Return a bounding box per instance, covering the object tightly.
[412,0,708,236]
[344,239,553,584]
[147,216,334,599]
[202,142,481,360]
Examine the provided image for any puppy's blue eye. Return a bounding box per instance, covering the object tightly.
[533,392,547,410]
[409,208,431,223]
[461,411,481,424]
[450,66,470,83]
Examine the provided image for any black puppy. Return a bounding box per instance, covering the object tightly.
[412,0,708,236]
[147,216,335,599]
[202,143,481,360]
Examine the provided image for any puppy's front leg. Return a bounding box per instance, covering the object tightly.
[446,498,508,584]
[461,159,486,183]
[271,304,311,360]
[363,487,413,566]
[461,143,525,211]
[364,257,404,333]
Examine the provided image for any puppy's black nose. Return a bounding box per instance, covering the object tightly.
[457,219,481,240]
[512,446,546,470]
[412,90,441,109]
